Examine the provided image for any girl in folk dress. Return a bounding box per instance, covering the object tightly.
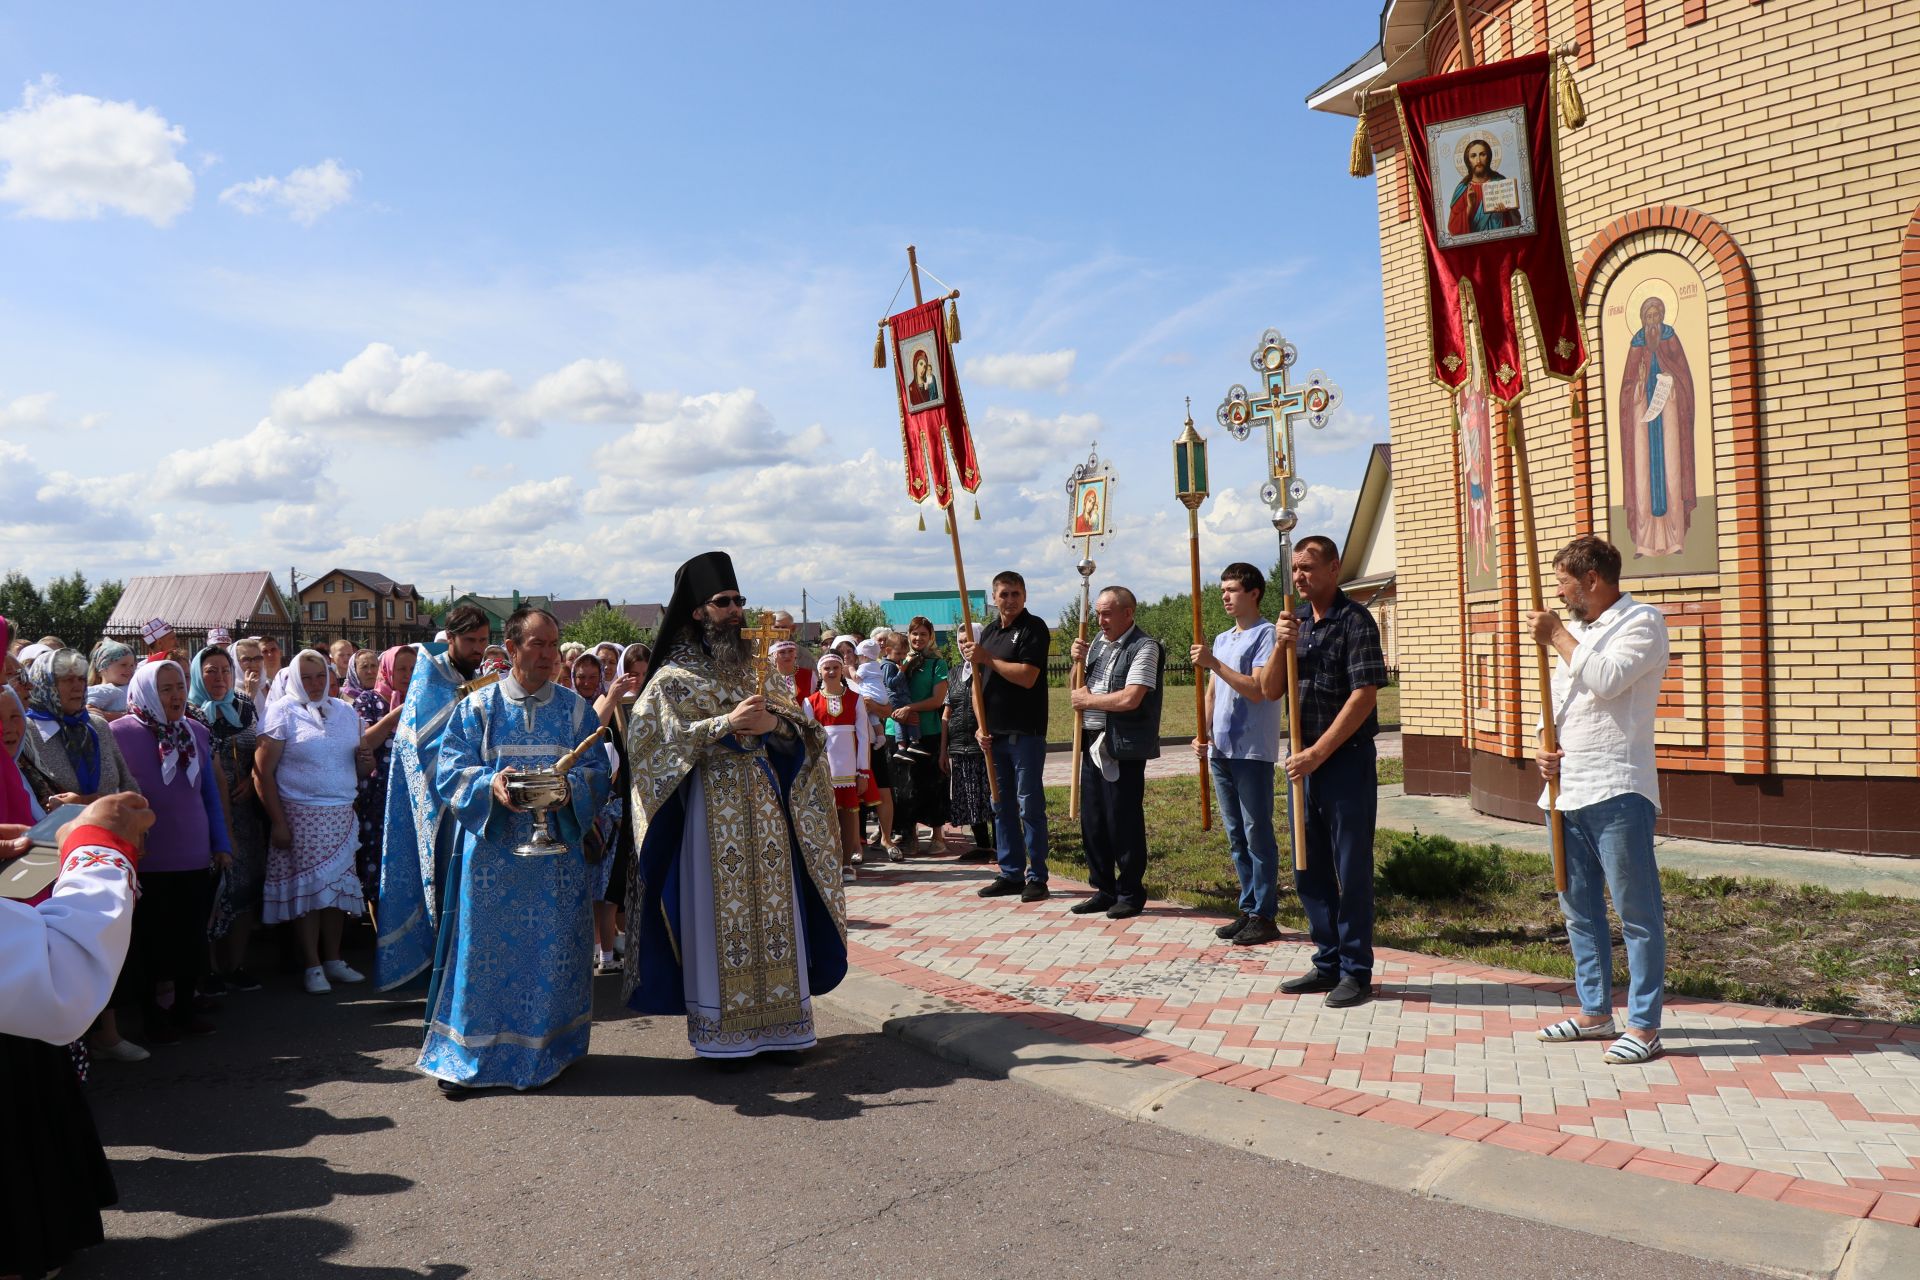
[801,653,871,883]
[256,650,370,994]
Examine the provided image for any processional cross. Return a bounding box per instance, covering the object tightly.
[741,613,793,697]
[1216,329,1342,871]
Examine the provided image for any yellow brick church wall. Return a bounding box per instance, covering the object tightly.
[1370,0,1920,776]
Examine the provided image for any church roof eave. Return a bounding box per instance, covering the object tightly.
[1306,0,1433,116]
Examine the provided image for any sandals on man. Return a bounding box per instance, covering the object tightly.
[1537,1016,1616,1043]
[1602,1031,1663,1065]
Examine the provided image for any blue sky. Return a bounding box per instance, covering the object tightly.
[0,4,1391,621]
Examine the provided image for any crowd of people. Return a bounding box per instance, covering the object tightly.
[1,532,1675,1279]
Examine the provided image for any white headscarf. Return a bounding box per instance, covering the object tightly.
[957,622,982,682]
[127,658,201,787]
[278,649,334,723]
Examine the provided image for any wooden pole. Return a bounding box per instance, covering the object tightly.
[910,245,998,805]
[1186,507,1212,830]
[1067,538,1092,821]
[1453,0,1476,68]
[1506,400,1568,892]
[1279,537,1308,872]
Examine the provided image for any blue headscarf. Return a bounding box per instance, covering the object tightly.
[189,646,242,727]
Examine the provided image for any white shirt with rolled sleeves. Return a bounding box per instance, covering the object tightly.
[0,843,136,1044]
[1540,592,1670,813]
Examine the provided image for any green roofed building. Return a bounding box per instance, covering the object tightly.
[445,591,553,642]
[881,590,987,641]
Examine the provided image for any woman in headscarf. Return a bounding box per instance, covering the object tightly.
[343,648,378,705]
[351,645,414,909]
[0,686,38,827]
[189,645,270,993]
[21,648,139,807]
[85,639,137,721]
[108,660,227,1043]
[567,651,624,972]
[941,623,995,860]
[596,642,648,967]
[256,650,369,994]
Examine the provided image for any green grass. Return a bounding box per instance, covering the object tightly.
[1040,776,1920,1025]
[1042,682,1400,745]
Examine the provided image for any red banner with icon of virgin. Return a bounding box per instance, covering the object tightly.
[887,298,980,507]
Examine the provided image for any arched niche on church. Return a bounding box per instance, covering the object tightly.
[1575,207,1770,775]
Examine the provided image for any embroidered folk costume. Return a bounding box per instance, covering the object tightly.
[622,552,848,1059]
[419,674,610,1090]
[803,678,871,809]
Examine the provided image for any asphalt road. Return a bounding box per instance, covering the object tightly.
[72,941,1763,1280]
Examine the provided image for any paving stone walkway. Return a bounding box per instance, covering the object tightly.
[843,857,1920,1230]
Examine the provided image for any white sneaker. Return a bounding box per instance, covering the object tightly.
[303,966,332,994]
[612,934,626,957]
[322,960,365,984]
[96,1038,150,1063]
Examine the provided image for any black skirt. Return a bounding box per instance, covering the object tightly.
[0,1033,117,1278]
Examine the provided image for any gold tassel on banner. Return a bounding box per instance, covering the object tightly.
[873,324,887,369]
[1557,61,1587,130]
[1349,97,1374,177]
[917,508,925,532]
[945,297,961,344]
[972,496,981,521]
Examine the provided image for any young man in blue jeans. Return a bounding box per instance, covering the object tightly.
[1528,535,1671,1066]
[1192,563,1290,947]
[958,571,1053,902]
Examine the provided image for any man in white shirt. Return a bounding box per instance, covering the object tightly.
[1527,536,1670,1066]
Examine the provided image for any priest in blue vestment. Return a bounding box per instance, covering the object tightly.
[623,552,847,1062]
[374,606,494,992]
[420,605,610,1095]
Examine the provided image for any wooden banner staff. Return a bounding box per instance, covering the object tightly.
[906,245,998,805]
[1172,403,1211,830]
[1067,539,1094,822]
[1506,399,1569,892]
[1274,513,1309,872]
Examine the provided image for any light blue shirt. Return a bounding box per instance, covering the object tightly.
[1208,621,1281,763]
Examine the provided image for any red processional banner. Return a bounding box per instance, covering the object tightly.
[1395,52,1586,404]
[887,298,981,507]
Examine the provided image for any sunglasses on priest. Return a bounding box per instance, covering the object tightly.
[706,594,748,609]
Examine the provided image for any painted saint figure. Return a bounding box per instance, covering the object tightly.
[1446,139,1522,237]
[1617,296,1697,558]
[1458,387,1495,576]
[908,348,941,407]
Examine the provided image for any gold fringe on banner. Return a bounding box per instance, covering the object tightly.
[872,324,887,369]
[1557,60,1586,129]
[945,297,961,344]
[1349,97,1374,177]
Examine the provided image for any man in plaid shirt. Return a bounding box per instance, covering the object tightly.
[1283,535,1390,1008]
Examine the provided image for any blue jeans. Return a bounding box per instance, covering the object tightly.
[1557,792,1665,1030]
[990,732,1049,884]
[1210,756,1278,919]
[1295,739,1377,979]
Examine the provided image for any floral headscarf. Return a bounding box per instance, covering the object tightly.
[128,659,200,788]
[189,646,244,728]
[89,639,134,683]
[26,648,101,793]
[343,649,374,701]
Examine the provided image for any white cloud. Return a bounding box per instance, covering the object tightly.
[154,418,330,503]
[504,358,678,437]
[219,158,356,226]
[271,342,514,439]
[0,391,102,432]
[1309,405,1386,451]
[261,501,345,551]
[964,349,1076,393]
[971,406,1102,487]
[585,389,827,509]
[0,439,155,543]
[0,76,194,225]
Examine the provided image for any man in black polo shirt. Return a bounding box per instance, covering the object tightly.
[956,571,1052,902]
[1284,535,1390,1008]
